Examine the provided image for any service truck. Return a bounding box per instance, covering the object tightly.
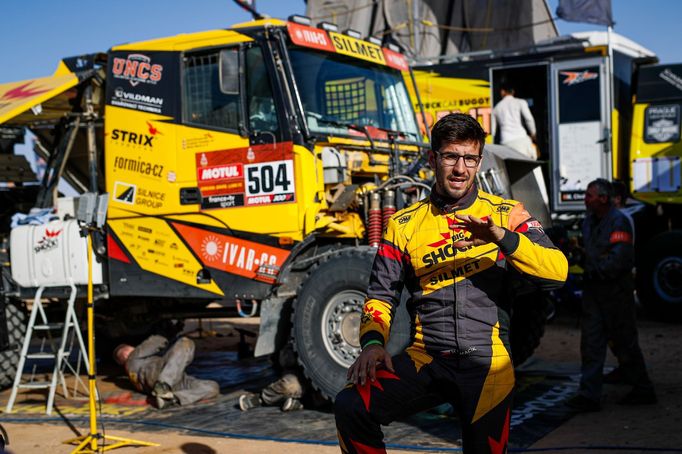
[411,31,682,315]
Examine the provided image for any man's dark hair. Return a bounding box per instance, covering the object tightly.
[431,113,486,155]
[500,83,515,93]
[611,179,628,204]
[587,178,613,201]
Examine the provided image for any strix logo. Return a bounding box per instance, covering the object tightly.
[111,54,163,87]
[561,70,598,86]
[111,128,157,147]
[34,228,62,253]
[114,182,137,205]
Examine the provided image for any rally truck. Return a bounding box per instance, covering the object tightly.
[410,31,682,315]
[0,15,549,399]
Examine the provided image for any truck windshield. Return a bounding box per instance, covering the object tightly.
[288,48,420,141]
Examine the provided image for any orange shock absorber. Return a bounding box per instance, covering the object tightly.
[382,190,396,228]
[368,192,382,247]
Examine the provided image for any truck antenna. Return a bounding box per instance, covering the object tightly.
[233,0,264,20]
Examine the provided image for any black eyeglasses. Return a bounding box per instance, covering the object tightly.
[434,151,482,168]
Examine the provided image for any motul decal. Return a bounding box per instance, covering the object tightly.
[34,228,62,253]
[199,163,243,182]
[172,223,290,280]
[196,142,296,209]
[111,54,163,87]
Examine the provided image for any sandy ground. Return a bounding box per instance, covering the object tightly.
[1,313,681,454]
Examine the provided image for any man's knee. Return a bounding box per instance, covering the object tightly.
[177,337,195,355]
[334,386,365,424]
[206,380,220,398]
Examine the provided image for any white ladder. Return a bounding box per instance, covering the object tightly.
[5,282,90,415]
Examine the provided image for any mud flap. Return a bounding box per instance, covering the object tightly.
[254,296,288,357]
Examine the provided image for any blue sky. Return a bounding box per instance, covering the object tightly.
[1,1,680,84]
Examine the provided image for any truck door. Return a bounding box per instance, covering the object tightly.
[178,43,300,234]
[550,58,611,210]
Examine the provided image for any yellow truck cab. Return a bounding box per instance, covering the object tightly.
[0,16,427,397]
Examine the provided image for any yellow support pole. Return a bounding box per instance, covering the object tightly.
[65,231,158,453]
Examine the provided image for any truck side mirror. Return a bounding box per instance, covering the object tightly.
[219,48,240,95]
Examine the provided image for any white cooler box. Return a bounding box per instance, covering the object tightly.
[10,219,103,288]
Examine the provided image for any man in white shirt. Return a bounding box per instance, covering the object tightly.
[492,85,538,160]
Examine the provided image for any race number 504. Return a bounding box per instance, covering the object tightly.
[245,160,295,196]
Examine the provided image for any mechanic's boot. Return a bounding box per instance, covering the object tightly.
[152,381,174,400]
[155,393,180,410]
[565,394,601,412]
[239,392,263,411]
[281,397,303,412]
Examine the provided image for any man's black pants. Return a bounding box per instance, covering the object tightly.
[335,346,514,453]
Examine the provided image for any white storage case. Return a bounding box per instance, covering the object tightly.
[10,219,103,288]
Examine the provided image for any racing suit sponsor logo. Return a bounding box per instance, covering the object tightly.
[422,231,471,268]
[428,259,481,285]
[113,156,164,178]
[34,228,62,253]
[111,54,163,87]
[111,87,164,113]
[397,215,411,224]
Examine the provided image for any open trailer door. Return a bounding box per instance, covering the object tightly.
[550,57,612,211]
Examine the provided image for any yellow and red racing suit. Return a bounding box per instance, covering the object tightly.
[360,185,568,357]
[335,186,567,454]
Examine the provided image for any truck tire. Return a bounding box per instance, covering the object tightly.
[291,249,410,401]
[510,291,552,366]
[637,231,682,315]
[0,298,27,389]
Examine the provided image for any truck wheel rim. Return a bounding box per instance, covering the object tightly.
[321,290,363,368]
[653,256,682,304]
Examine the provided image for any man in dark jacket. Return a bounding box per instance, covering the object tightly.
[114,335,219,409]
[566,178,656,412]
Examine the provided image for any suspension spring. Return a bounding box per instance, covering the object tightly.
[368,192,382,247]
[382,190,396,228]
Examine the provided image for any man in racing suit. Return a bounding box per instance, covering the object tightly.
[334,113,568,453]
